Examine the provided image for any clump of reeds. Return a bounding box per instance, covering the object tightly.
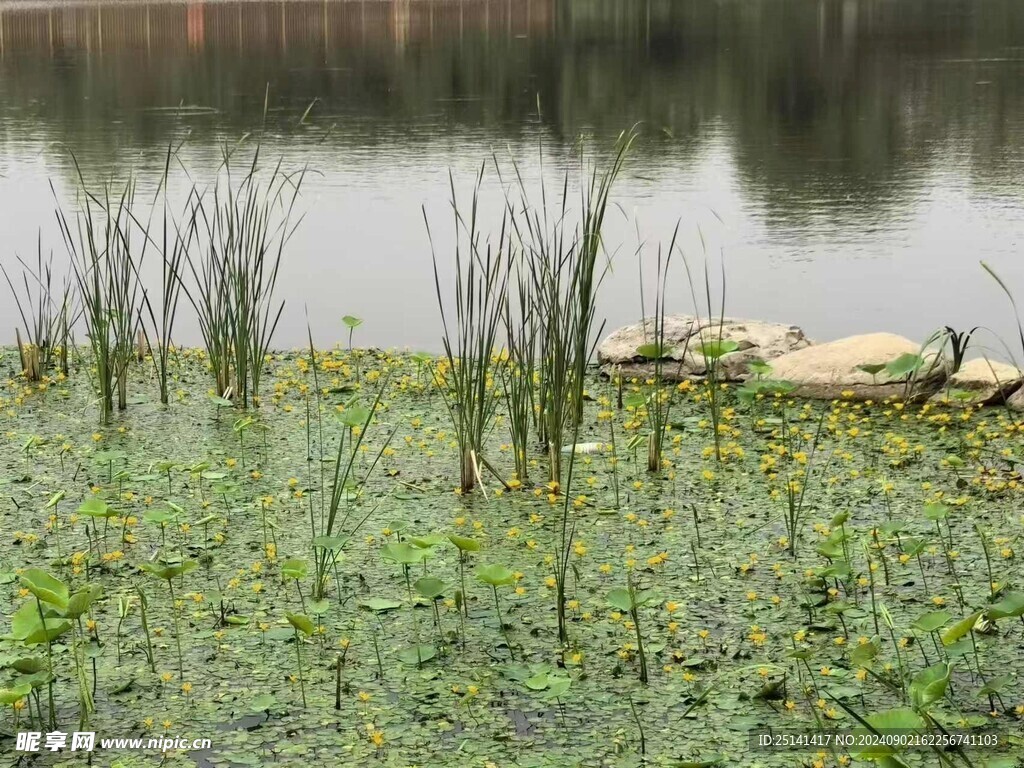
[507,130,634,486]
[55,164,148,422]
[497,129,635,647]
[509,166,576,486]
[547,131,633,646]
[679,245,731,462]
[426,166,512,494]
[187,147,306,407]
[502,256,539,485]
[137,146,201,406]
[636,225,679,472]
[1,233,76,381]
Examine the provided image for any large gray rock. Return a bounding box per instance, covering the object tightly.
[1008,386,1024,411]
[597,316,810,382]
[768,332,948,401]
[931,358,1023,406]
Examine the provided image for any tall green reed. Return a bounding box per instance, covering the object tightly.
[981,261,1024,363]
[305,328,395,599]
[778,406,828,557]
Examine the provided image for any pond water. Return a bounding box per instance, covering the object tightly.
[1,0,1023,353]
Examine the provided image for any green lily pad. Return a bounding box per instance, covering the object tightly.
[396,645,437,666]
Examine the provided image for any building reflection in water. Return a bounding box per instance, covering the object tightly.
[0,1,555,58]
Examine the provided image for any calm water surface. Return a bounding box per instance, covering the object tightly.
[1,0,1023,351]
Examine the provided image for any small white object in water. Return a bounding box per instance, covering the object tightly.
[561,442,605,455]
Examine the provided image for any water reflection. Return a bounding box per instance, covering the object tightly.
[0,0,1022,349]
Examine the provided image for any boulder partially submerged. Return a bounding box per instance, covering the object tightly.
[767,332,948,401]
[597,316,810,382]
[931,358,1023,407]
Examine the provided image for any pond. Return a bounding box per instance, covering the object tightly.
[1,0,1023,351]
[2,5,1024,763]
